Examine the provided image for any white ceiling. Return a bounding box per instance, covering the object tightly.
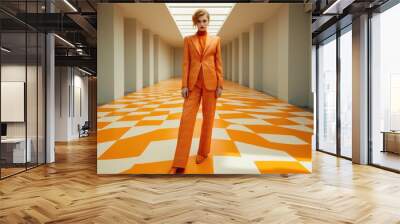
[165,3,235,38]
[218,3,284,44]
[117,3,286,47]
[118,3,182,47]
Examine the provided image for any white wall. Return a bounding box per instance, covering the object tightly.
[124,18,141,93]
[287,4,312,107]
[142,29,155,88]
[55,67,89,141]
[240,32,250,87]
[1,65,27,139]
[114,8,125,98]
[263,12,279,97]
[136,25,144,90]
[262,5,288,98]
[174,47,183,78]
[249,23,264,91]
[1,63,46,163]
[227,43,232,81]
[154,35,159,84]
[73,74,89,137]
[224,4,311,108]
[125,20,173,87]
[54,67,70,141]
[233,38,239,83]
[222,46,227,81]
[1,65,39,137]
[98,4,177,103]
[158,38,175,80]
[149,33,154,86]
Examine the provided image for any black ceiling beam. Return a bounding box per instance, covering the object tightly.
[95,0,307,2]
[55,47,97,57]
[7,13,84,32]
[86,0,98,12]
[312,14,353,44]
[95,0,249,2]
[55,55,96,72]
[67,13,97,39]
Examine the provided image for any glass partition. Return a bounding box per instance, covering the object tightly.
[370,2,400,171]
[339,26,352,158]
[27,30,38,169]
[317,35,337,155]
[0,1,46,179]
[1,30,28,177]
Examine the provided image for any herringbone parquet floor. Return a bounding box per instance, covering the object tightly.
[1,135,400,223]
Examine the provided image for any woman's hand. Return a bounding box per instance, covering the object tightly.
[181,87,189,98]
[216,87,222,98]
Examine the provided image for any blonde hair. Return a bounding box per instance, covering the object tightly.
[192,8,210,27]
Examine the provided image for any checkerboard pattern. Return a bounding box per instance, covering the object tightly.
[97,79,313,174]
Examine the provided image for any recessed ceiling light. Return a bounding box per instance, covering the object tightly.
[1,47,11,53]
[77,67,93,76]
[322,0,353,14]
[54,34,75,48]
[63,0,78,12]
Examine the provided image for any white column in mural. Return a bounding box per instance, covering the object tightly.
[229,42,234,82]
[226,43,231,81]
[142,29,155,87]
[238,34,243,85]
[287,4,312,107]
[97,4,124,105]
[124,18,138,93]
[249,23,263,91]
[233,38,239,83]
[240,32,250,87]
[153,34,160,84]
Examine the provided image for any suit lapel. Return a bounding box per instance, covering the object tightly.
[190,35,213,56]
[203,35,212,56]
[191,36,201,56]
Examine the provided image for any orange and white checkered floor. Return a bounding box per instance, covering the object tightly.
[97,79,313,174]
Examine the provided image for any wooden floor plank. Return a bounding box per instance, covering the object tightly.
[0,135,399,223]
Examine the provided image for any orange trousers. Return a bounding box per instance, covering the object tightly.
[172,69,217,168]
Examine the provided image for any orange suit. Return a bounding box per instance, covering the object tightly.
[172,30,224,168]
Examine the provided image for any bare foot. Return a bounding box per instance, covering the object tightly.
[196,155,208,164]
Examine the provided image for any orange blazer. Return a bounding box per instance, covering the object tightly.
[181,34,224,91]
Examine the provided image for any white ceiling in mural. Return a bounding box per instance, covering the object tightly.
[165,3,235,38]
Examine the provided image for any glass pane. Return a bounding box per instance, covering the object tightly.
[27,30,38,169]
[371,3,400,171]
[318,36,337,154]
[0,1,46,178]
[340,28,352,158]
[1,30,27,177]
[26,0,39,168]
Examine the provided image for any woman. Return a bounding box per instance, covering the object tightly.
[169,8,224,174]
